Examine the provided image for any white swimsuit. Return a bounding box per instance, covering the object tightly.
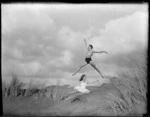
[74,82,90,93]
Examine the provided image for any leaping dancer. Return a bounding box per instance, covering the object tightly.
[72,38,108,79]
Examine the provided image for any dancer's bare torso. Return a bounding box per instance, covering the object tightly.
[85,50,94,58]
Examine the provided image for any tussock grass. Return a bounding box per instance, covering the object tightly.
[26,80,42,97]
[2,81,9,98]
[44,79,69,104]
[2,74,69,105]
[110,52,147,115]
[2,72,26,98]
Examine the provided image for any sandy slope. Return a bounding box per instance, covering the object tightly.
[3,77,146,116]
[40,78,146,116]
[39,82,124,116]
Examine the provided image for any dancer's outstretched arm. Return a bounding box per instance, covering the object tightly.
[84,38,88,47]
[84,38,90,51]
[93,50,108,54]
[86,80,100,86]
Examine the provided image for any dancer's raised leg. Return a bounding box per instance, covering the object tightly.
[89,61,104,78]
[72,63,88,76]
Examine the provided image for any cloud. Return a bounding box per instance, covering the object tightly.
[57,26,83,50]
[2,4,58,64]
[2,4,148,85]
[2,60,42,76]
[23,61,41,75]
[46,50,74,68]
[2,4,55,35]
[60,50,74,66]
[57,11,148,66]
[89,11,147,58]
[12,48,23,59]
[54,11,148,78]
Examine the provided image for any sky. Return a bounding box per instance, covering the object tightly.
[2,3,148,86]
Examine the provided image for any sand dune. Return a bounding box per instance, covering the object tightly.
[3,76,146,116]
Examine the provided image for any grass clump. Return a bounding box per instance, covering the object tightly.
[2,72,26,98]
[110,51,147,115]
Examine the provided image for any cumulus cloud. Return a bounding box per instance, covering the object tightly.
[88,11,148,60]
[57,26,83,50]
[12,48,23,59]
[76,11,148,77]
[2,4,57,76]
[2,4,148,85]
[2,4,55,35]
[2,4,56,58]
[56,11,148,73]
[2,60,42,76]
[46,50,74,68]
[22,61,41,75]
[60,50,74,66]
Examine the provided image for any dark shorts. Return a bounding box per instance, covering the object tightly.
[85,58,92,64]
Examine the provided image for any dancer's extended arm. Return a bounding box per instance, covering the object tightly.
[84,38,88,49]
[93,50,108,54]
[86,80,100,86]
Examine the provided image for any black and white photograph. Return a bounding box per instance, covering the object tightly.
[2,3,148,116]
